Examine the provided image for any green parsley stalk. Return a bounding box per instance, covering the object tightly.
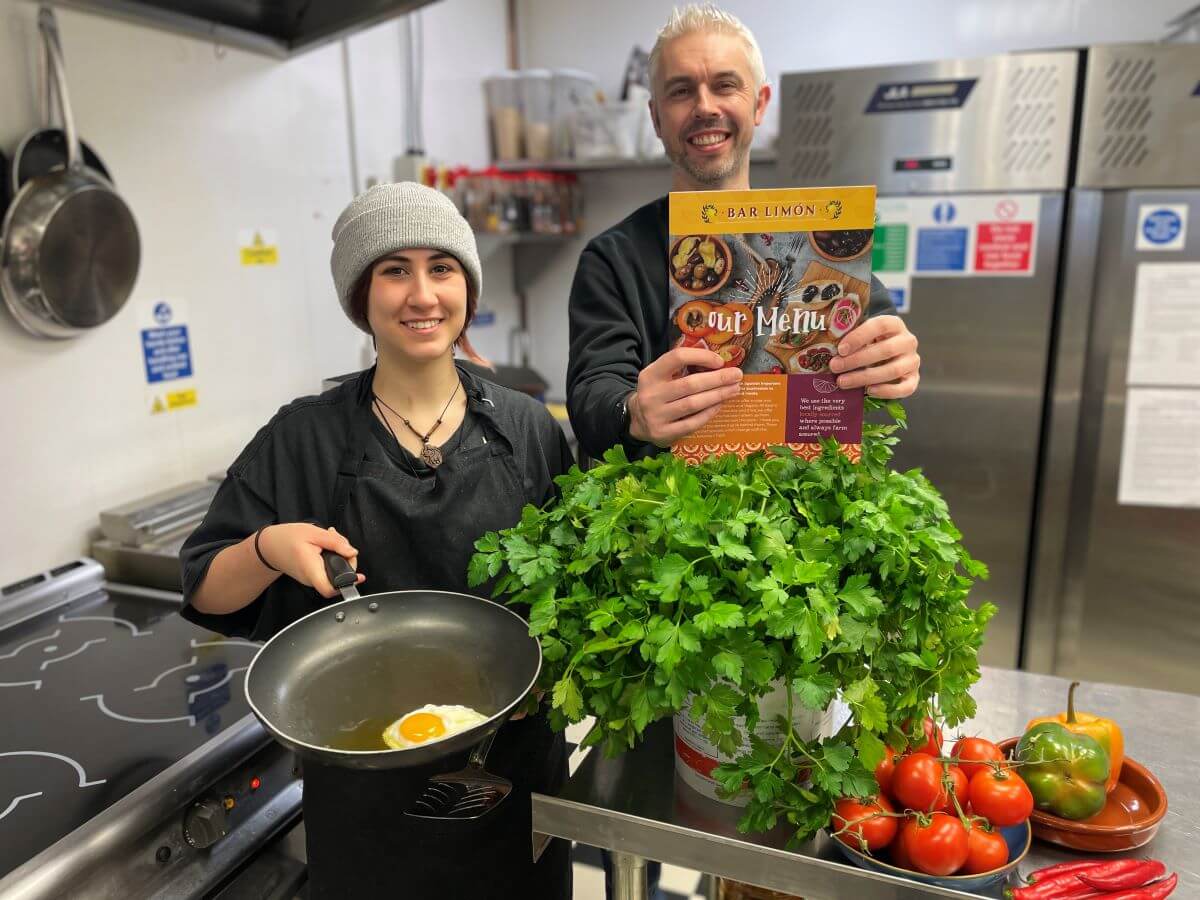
[469,399,993,845]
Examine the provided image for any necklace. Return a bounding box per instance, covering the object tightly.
[373,380,461,468]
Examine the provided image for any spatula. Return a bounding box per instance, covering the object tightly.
[404,728,512,820]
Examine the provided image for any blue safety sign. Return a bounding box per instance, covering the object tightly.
[1141,209,1183,245]
[932,201,957,224]
[142,325,193,383]
[915,228,968,271]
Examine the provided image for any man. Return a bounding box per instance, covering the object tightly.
[567,4,920,463]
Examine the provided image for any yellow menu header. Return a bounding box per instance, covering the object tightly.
[669,185,877,234]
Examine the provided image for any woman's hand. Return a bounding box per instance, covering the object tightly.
[257,524,365,598]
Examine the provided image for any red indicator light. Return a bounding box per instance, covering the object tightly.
[904,160,919,169]
[250,777,261,791]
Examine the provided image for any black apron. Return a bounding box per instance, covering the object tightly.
[301,379,571,900]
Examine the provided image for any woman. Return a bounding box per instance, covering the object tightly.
[180,182,573,899]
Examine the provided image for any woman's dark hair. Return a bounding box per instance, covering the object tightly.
[348,254,489,366]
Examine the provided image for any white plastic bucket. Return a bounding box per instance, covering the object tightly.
[673,680,847,806]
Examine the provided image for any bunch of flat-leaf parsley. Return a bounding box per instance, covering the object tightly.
[468,399,993,845]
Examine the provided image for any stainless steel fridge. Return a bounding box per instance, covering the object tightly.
[779,51,1082,668]
[1026,42,1200,694]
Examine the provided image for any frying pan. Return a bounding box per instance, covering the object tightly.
[0,7,139,339]
[245,552,541,771]
[8,15,111,200]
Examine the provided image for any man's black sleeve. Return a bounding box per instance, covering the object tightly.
[867,275,897,318]
[566,246,655,461]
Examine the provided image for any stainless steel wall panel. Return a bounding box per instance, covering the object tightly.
[1076,44,1200,189]
[780,52,1080,193]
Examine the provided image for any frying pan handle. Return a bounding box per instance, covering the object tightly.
[37,7,80,171]
[322,549,360,591]
[467,728,500,770]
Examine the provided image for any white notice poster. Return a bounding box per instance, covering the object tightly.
[1117,388,1200,508]
[1127,263,1200,387]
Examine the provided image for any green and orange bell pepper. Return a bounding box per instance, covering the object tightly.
[1025,680,1124,793]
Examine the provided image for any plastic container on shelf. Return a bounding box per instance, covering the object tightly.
[519,69,554,161]
[550,68,599,159]
[484,72,524,161]
[574,100,645,160]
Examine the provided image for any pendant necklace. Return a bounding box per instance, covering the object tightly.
[373,380,460,469]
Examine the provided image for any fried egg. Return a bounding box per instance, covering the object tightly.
[382,704,488,750]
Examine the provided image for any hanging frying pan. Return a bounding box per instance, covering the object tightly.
[10,130,112,198]
[8,22,112,200]
[0,150,9,222]
[0,7,139,339]
[244,552,542,771]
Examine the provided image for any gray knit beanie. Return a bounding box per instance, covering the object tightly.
[330,182,482,334]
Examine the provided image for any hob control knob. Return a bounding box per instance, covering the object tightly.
[182,798,228,849]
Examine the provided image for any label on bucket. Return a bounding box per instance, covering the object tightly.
[673,681,843,806]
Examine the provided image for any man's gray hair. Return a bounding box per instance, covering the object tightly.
[648,4,767,94]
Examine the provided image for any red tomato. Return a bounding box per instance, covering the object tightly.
[961,826,1009,874]
[832,795,897,853]
[938,765,969,815]
[905,812,969,876]
[891,753,947,812]
[874,746,901,797]
[889,818,916,870]
[952,737,1005,781]
[968,768,1034,827]
[905,716,944,757]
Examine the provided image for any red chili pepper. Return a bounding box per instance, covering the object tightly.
[1094,873,1178,900]
[1027,861,1108,882]
[1006,875,1103,900]
[1078,860,1167,891]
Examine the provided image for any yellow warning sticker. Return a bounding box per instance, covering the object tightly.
[167,388,198,409]
[152,396,166,414]
[240,229,279,266]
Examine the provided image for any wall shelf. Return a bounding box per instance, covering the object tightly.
[475,231,573,264]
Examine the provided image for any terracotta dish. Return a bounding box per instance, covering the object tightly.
[998,737,1167,852]
[669,234,733,297]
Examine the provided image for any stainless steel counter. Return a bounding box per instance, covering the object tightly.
[532,666,1200,899]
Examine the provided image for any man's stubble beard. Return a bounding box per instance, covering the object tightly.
[664,132,752,187]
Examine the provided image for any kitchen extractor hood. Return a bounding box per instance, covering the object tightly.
[52,0,441,58]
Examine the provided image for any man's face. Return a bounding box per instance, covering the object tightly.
[650,30,770,189]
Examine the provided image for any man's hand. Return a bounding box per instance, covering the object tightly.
[628,347,743,447]
[829,315,920,399]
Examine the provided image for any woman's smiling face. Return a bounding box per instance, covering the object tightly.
[366,249,469,362]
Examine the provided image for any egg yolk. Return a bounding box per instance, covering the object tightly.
[399,711,446,743]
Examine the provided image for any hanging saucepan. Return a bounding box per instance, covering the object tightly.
[8,21,112,201]
[244,552,542,771]
[0,7,139,339]
[0,150,9,223]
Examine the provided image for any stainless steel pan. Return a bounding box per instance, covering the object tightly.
[244,552,541,771]
[0,7,139,339]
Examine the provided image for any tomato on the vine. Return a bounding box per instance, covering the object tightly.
[961,825,1008,874]
[891,753,947,812]
[952,737,1005,781]
[968,768,1034,827]
[889,823,915,870]
[902,813,969,876]
[832,795,897,852]
[874,746,901,797]
[938,764,969,815]
[904,716,944,757]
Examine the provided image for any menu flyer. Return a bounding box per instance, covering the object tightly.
[668,186,877,464]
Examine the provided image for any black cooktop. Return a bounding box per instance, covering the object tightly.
[0,580,257,879]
